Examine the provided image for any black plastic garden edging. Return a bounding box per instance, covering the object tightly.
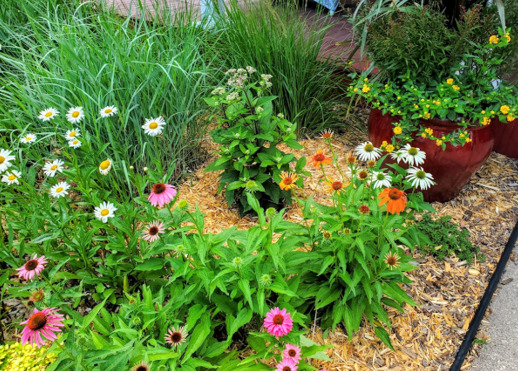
[450,217,518,371]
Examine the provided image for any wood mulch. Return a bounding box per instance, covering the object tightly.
[177,130,518,370]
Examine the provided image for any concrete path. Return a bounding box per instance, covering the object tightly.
[470,251,518,371]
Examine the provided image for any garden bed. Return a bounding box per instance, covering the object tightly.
[179,133,518,370]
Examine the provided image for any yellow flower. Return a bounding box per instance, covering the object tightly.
[460,133,465,138]
[452,85,460,91]
[353,87,358,92]
[421,132,427,138]
[500,105,511,115]
[425,128,433,136]
[393,126,402,135]
[505,33,511,43]
[436,139,443,146]
[414,104,419,109]
[489,35,499,44]
[507,114,516,122]
[466,137,472,143]
[423,112,431,119]
[364,77,369,82]
[362,84,370,93]
[381,140,388,148]
[397,96,401,100]
[481,117,491,126]
[446,78,454,85]
[386,144,395,153]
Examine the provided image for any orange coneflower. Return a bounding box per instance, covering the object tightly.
[325,179,344,194]
[358,205,370,214]
[310,149,332,167]
[378,188,407,214]
[279,172,298,190]
[385,252,401,270]
[319,129,334,140]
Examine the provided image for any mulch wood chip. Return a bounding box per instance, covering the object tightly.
[178,131,518,370]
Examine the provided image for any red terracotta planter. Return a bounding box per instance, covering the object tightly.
[368,109,494,202]
[491,118,518,159]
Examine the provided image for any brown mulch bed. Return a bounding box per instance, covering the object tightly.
[178,132,518,370]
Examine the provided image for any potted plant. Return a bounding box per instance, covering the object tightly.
[348,4,514,202]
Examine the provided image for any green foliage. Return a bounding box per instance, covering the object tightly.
[214,0,347,135]
[415,213,483,264]
[204,70,305,215]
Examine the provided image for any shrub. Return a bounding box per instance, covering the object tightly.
[416,213,483,264]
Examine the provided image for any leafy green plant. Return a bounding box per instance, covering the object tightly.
[204,69,306,215]
[416,213,482,264]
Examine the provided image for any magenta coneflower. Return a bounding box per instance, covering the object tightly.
[275,358,298,371]
[142,221,165,242]
[148,183,177,208]
[283,344,302,364]
[20,307,64,348]
[16,254,47,280]
[264,307,293,338]
[164,326,188,347]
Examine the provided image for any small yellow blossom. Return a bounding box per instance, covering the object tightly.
[436,139,443,146]
[447,78,454,85]
[452,85,460,91]
[362,84,370,93]
[425,128,433,136]
[489,35,500,44]
[505,33,511,43]
[500,105,511,115]
[386,144,395,153]
[423,112,431,119]
[414,104,419,109]
[381,140,388,148]
[421,132,427,138]
[393,126,402,135]
[466,137,472,143]
[481,117,491,126]
[364,78,369,82]
[507,114,516,122]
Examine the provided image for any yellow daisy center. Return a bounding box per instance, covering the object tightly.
[408,147,418,156]
[51,165,58,170]
[364,143,374,152]
[72,111,80,118]
[149,122,158,129]
[69,132,76,137]
[105,109,112,114]
[100,209,109,216]
[100,160,111,170]
[55,187,64,193]
[73,140,79,145]
[8,175,16,181]
[26,137,32,141]
[0,156,4,164]
[45,112,53,117]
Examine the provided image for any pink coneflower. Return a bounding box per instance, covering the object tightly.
[275,358,298,371]
[20,307,64,348]
[142,221,165,242]
[283,344,302,364]
[16,254,47,280]
[148,183,177,208]
[264,307,293,338]
[164,326,188,347]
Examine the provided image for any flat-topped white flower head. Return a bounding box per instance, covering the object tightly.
[65,128,81,141]
[68,139,81,148]
[94,201,117,223]
[99,159,112,175]
[406,167,435,190]
[43,159,64,177]
[354,141,382,162]
[401,144,426,166]
[21,134,37,144]
[2,170,21,185]
[66,107,84,124]
[50,182,70,198]
[142,117,166,136]
[0,149,15,173]
[100,106,118,118]
[38,108,59,121]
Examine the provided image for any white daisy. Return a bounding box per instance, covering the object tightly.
[38,108,59,121]
[100,106,118,118]
[406,167,435,190]
[0,149,15,173]
[99,159,112,175]
[43,159,64,177]
[21,134,37,144]
[66,106,85,124]
[50,182,70,198]
[400,144,426,166]
[354,141,382,162]
[141,117,166,137]
[2,170,21,185]
[371,171,392,189]
[68,139,81,148]
[389,150,406,163]
[94,201,117,223]
[65,128,81,141]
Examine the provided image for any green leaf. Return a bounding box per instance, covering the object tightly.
[238,279,254,310]
[375,326,394,351]
[182,313,211,363]
[134,258,165,271]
